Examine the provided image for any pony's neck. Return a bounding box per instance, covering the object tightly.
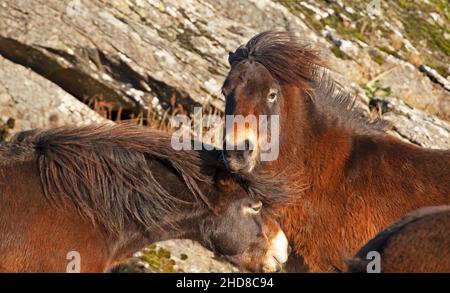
[109,207,212,266]
[144,203,213,243]
[263,86,353,187]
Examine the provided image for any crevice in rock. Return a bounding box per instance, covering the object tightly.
[96,50,203,113]
[0,36,203,121]
[146,75,202,113]
[392,126,422,147]
[0,37,135,109]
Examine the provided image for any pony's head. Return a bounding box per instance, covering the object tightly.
[202,197,290,272]
[222,31,321,173]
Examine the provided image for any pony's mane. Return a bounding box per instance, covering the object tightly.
[312,72,389,133]
[229,31,322,89]
[229,31,388,133]
[1,124,217,234]
[0,124,290,235]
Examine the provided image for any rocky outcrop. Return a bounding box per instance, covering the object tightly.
[113,240,238,273]
[277,0,450,120]
[0,55,107,139]
[1,0,448,144]
[383,97,450,149]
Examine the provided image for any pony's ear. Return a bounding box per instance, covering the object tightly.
[228,47,249,66]
[228,51,236,66]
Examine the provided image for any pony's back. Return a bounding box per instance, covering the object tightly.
[347,206,450,273]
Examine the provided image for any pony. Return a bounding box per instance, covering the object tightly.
[347,206,450,272]
[0,124,289,272]
[221,31,450,272]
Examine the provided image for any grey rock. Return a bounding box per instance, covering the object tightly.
[155,240,239,273]
[376,63,450,121]
[419,65,450,92]
[113,240,239,273]
[0,55,107,136]
[383,97,450,150]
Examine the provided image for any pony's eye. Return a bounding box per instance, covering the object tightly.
[242,200,263,215]
[267,90,278,103]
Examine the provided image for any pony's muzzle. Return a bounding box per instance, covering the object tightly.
[226,139,255,159]
[262,230,290,272]
[223,133,259,173]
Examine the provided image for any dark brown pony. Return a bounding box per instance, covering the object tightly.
[221,31,450,272]
[0,124,289,272]
[347,206,450,273]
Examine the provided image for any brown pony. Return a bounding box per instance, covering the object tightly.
[347,206,450,273]
[221,31,450,272]
[0,124,289,272]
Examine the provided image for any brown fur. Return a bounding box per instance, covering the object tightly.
[223,31,450,272]
[0,124,286,272]
[347,206,450,272]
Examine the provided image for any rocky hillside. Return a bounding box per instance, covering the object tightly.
[1,0,449,272]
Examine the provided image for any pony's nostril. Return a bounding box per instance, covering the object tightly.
[244,139,250,150]
[243,140,256,158]
[244,139,255,151]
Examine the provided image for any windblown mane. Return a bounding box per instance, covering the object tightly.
[229,31,388,132]
[0,124,290,235]
[1,124,217,234]
[312,72,389,133]
[228,31,322,89]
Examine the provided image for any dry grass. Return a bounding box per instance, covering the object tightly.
[89,95,224,144]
